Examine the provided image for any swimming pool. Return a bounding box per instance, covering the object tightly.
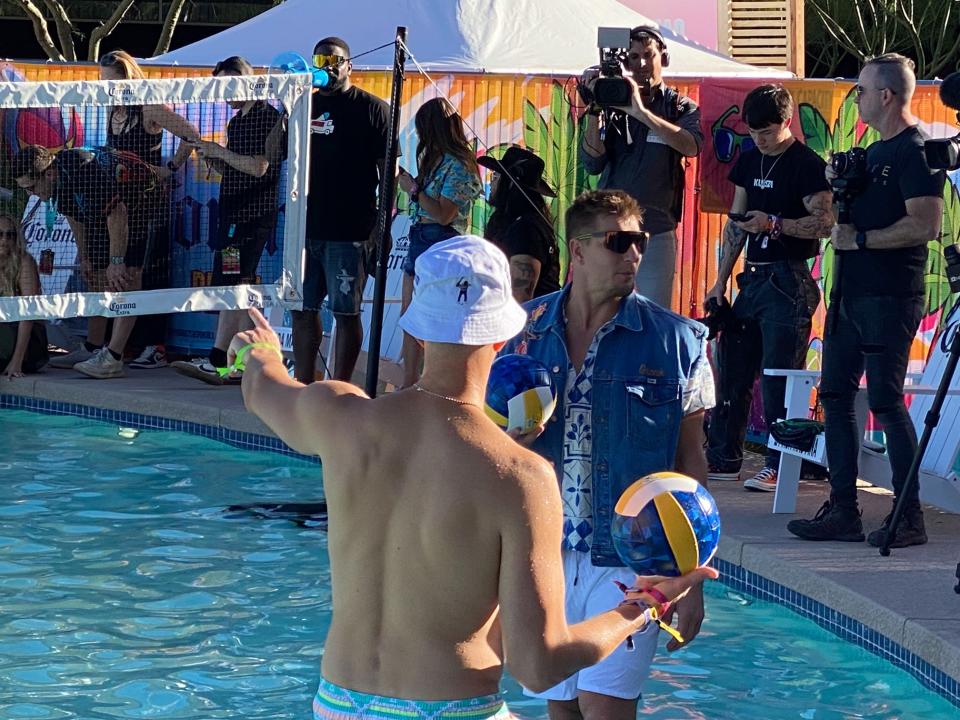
[0,409,955,719]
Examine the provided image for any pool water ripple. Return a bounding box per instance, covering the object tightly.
[0,410,955,719]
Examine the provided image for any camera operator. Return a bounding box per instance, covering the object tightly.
[579,25,702,308]
[788,54,945,548]
[703,85,831,492]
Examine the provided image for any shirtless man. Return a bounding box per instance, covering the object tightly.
[231,235,717,718]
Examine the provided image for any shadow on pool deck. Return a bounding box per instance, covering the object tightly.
[2,364,959,691]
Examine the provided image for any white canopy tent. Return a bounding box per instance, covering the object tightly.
[149,0,792,78]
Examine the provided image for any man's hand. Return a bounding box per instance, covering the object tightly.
[660,584,706,651]
[578,67,600,103]
[106,263,128,292]
[227,308,284,371]
[825,161,838,184]
[614,71,652,122]
[507,423,546,447]
[737,211,769,235]
[703,282,725,311]
[617,567,718,639]
[831,223,858,251]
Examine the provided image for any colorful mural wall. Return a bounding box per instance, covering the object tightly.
[2,61,959,380]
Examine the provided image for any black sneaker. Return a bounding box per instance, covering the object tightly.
[867,505,928,548]
[786,500,865,542]
[170,358,241,386]
[707,464,741,481]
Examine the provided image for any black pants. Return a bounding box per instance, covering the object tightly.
[821,294,923,508]
[129,218,171,349]
[0,321,49,372]
[706,260,820,470]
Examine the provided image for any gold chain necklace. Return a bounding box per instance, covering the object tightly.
[413,384,481,409]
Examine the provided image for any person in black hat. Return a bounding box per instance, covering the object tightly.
[578,24,703,309]
[479,146,560,302]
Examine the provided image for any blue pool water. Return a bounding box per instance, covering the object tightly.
[0,410,956,719]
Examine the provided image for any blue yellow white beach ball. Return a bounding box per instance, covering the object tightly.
[484,354,557,433]
[612,471,721,577]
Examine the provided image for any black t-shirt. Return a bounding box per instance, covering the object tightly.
[842,126,945,297]
[54,148,119,230]
[728,140,829,262]
[220,101,286,223]
[306,85,389,241]
[495,215,561,298]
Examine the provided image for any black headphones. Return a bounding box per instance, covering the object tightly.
[630,26,670,68]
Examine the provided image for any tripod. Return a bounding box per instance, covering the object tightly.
[880,296,960,597]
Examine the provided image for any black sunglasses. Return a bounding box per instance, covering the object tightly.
[0,230,17,239]
[572,230,649,254]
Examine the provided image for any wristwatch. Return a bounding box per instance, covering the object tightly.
[855,230,868,250]
[166,160,179,172]
[109,255,125,265]
[410,186,421,204]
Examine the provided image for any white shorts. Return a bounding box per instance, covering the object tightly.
[522,549,658,702]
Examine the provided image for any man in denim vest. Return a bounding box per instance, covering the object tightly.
[503,190,714,719]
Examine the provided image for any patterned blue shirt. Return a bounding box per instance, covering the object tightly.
[409,153,481,233]
[560,319,715,552]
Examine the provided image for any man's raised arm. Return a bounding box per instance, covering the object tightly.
[229,308,368,457]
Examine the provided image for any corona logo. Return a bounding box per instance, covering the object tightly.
[108,301,137,315]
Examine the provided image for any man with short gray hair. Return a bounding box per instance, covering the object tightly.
[788,53,945,547]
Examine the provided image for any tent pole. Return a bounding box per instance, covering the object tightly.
[364,26,407,398]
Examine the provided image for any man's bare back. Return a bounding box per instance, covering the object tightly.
[320,387,555,700]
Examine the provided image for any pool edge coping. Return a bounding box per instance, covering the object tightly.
[2,391,958,708]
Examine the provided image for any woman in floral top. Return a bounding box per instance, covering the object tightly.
[397,97,482,386]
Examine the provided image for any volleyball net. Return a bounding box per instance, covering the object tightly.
[0,72,312,323]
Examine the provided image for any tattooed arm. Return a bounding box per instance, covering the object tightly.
[509,254,541,303]
[781,190,834,239]
[705,186,749,305]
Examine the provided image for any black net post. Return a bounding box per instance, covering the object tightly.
[364,26,407,397]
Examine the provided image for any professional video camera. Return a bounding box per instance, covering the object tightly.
[829,147,868,224]
[925,71,960,170]
[590,27,633,108]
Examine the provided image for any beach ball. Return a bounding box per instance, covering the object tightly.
[485,354,557,433]
[612,472,721,577]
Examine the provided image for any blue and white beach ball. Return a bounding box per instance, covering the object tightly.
[485,354,557,433]
[612,472,721,577]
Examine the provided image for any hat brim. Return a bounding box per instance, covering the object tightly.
[397,300,527,346]
[477,155,558,198]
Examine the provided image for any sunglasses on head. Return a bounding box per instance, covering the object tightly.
[313,53,347,68]
[573,230,649,254]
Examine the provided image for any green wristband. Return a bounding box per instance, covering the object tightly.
[217,341,283,377]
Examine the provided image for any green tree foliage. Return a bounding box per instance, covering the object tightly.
[806,0,960,79]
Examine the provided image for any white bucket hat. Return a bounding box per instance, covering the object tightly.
[398,235,527,345]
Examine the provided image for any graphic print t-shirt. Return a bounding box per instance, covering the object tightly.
[728,140,829,263]
[306,85,389,242]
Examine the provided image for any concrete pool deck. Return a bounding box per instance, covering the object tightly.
[2,365,959,695]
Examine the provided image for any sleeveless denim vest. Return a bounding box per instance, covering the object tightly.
[502,286,709,567]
